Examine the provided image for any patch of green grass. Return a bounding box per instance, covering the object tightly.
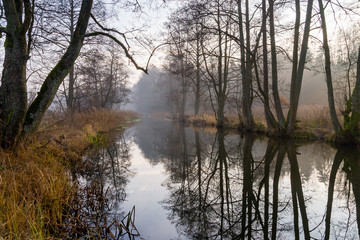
[88,133,106,147]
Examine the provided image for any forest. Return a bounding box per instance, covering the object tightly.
[132,0,360,143]
[1,0,360,239]
[0,0,359,147]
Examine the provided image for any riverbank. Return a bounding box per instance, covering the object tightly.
[183,111,335,142]
[0,109,139,239]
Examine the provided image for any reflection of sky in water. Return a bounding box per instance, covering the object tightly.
[95,120,360,240]
[121,140,183,240]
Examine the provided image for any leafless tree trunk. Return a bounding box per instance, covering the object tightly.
[195,31,202,116]
[287,0,314,133]
[67,0,76,114]
[0,0,30,147]
[239,0,254,130]
[318,0,342,134]
[262,0,271,129]
[268,0,286,131]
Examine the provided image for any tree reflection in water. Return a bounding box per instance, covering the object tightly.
[66,119,360,239]
[150,122,360,240]
[63,132,136,239]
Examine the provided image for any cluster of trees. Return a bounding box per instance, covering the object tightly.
[55,47,131,112]
[0,0,148,148]
[159,0,360,141]
[32,1,132,113]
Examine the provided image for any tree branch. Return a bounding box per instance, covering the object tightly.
[85,31,165,73]
[90,13,130,49]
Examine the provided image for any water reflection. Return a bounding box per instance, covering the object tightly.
[133,119,360,239]
[76,118,360,239]
[63,132,136,239]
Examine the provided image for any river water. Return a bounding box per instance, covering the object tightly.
[74,117,360,239]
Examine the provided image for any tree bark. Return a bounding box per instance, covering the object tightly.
[288,0,300,123]
[318,0,342,134]
[215,0,228,128]
[0,0,30,147]
[345,46,360,136]
[237,0,253,129]
[242,0,254,130]
[261,0,280,130]
[67,0,76,114]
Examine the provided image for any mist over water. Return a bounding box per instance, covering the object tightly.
[76,118,360,239]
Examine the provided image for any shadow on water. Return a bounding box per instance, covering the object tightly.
[64,118,360,239]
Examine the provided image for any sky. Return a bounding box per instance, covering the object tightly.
[108,0,179,86]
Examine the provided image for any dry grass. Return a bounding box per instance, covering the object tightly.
[296,105,335,130]
[0,108,139,239]
[188,112,266,132]
[185,105,337,138]
[189,113,217,127]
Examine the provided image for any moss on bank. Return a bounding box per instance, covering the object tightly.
[0,109,139,239]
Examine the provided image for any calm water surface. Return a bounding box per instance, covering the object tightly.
[77,118,360,239]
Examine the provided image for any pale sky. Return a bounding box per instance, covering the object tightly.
[108,0,179,86]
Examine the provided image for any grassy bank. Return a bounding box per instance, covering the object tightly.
[0,109,139,239]
[184,105,336,141]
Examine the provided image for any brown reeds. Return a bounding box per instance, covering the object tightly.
[296,105,334,130]
[0,109,140,239]
[189,114,217,127]
[184,105,338,139]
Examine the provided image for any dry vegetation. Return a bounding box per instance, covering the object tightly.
[188,113,266,131]
[0,109,139,239]
[296,105,336,129]
[185,105,339,140]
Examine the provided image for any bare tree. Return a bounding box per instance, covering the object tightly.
[200,0,236,127]
[0,0,152,148]
[287,0,315,133]
[317,0,342,134]
[76,48,131,110]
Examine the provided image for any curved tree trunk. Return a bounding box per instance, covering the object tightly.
[22,0,93,136]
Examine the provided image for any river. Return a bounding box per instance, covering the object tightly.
[69,117,360,239]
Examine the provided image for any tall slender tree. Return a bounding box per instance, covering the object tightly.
[287,0,314,133]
